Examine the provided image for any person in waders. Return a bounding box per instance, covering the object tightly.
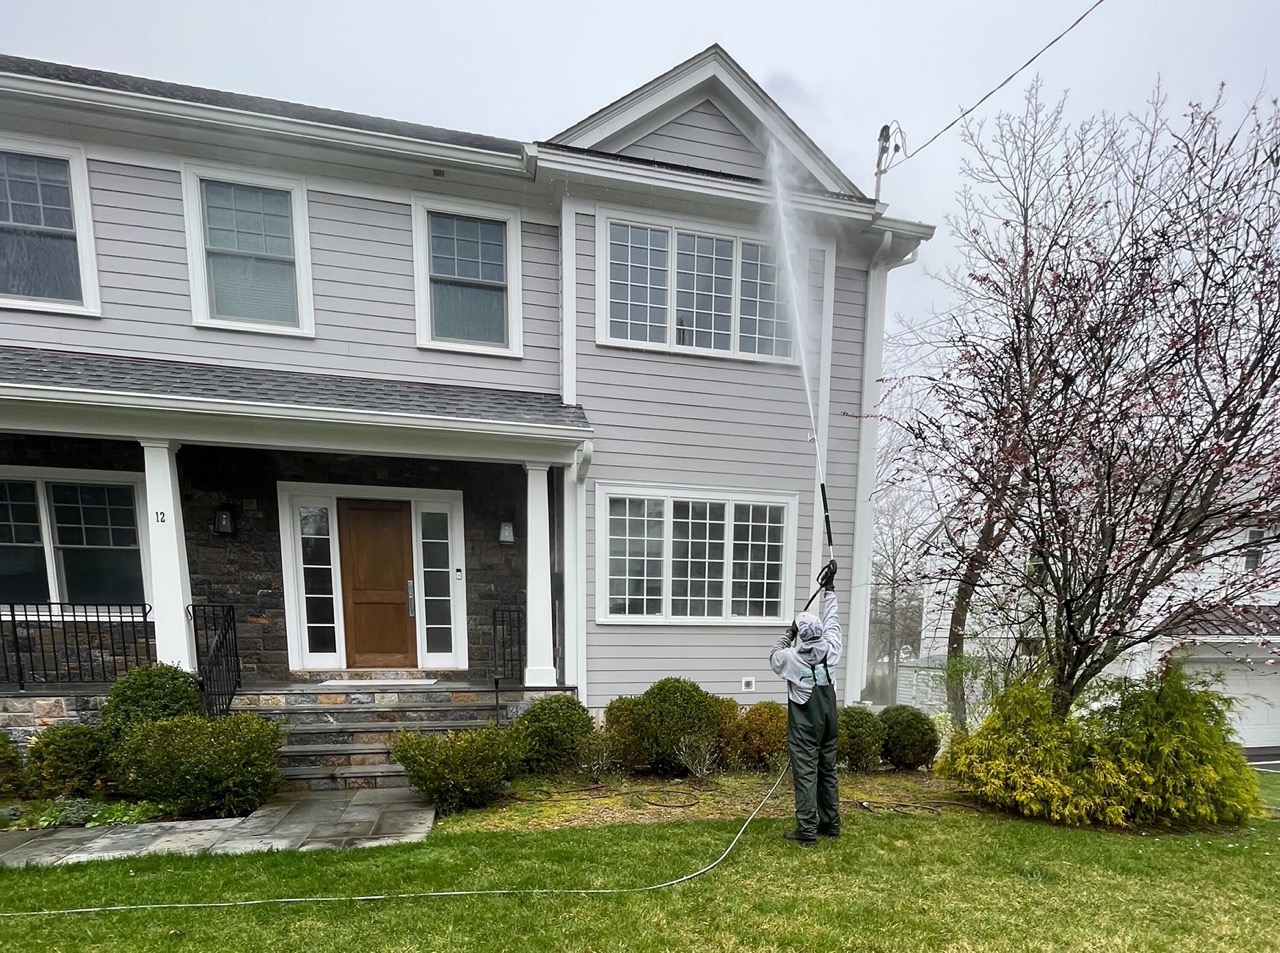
[769,559,842,846]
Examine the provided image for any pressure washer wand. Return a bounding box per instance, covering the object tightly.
[819,482,834,555]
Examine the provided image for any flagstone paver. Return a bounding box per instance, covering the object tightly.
[0,789,434,868]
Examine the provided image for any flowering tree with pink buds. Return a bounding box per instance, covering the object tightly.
[907,82,1280,724]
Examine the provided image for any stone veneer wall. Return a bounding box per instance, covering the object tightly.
[0,435,534,686]
[0,692,105,747]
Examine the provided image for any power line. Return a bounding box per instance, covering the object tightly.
[883,0,1112,171]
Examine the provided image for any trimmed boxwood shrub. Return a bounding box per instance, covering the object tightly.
[632,678,732,776]
[838,705,886,772]
[115,714,282,817]
[723,701,788,770]
[0,733,24,797]
[391,725,520,816]
[879,704,940,769]
[603,696,643,770]
[513,694,594,774]
[101,663,204,745]
[24,724,110,798]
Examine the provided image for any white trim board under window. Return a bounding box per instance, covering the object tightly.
[594,206,813,365]
[0,466,151,612]
[411,193,524,357]
[181,162,315,337]
[0,132,101,317]
[594,482,797,625]
[277,481,469,671]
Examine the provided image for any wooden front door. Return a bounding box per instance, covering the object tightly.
[337,499,416,668]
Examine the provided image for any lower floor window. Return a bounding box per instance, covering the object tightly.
[0,477,145,605]
[603,488,791,622]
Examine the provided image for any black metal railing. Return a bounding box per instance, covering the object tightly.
[491,607,526,723]
[190,604,240,717]
[1,604,155,689]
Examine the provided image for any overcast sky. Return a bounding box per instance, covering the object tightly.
[4,0,1277,334]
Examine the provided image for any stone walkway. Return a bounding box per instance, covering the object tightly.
[0,788,435,867]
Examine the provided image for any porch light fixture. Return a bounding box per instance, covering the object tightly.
[498,521,515,545]
[213,503,236,536]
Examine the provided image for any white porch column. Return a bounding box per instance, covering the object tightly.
[524,463,557,686]
[139,440,196,670]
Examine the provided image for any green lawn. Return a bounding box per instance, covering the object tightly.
[0,773,1277,953]
[1257,769,1280,808]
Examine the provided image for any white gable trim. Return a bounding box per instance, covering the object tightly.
[552,47,859,197]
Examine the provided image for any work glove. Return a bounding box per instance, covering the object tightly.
[817,558,838,592]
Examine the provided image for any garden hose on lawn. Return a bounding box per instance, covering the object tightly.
[0,765,793,919]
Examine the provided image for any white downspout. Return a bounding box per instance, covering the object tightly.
[845,231,918,705]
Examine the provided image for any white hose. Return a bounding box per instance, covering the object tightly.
[0,765,791,919]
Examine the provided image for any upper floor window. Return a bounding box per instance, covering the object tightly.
[412,197,523,356]
[597,484,796,624]
[0,136,100,316]
[602,215,793,361]
[181,165,314,336]
[0,476,145,605]
[1244,528,1266,571]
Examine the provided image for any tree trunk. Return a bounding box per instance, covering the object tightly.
[946,572,976,731]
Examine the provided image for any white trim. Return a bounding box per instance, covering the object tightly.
[560,196,580,404]
[0,464,152,612]
[411,192,524,357]
[0,131,101,317]
[593,480,798,626]
[593,204,803,366]
[180,161,316,337]
[277,481,469,672]
[524,463,557,685]
[0,72,533,176]
[809,242,837,606]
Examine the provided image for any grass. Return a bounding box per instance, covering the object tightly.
[1257,769,1280,809]
[0,771,1277,953]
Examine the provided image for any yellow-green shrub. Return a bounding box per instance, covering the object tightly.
[391,726,520,816]
[723,701,787,770]
[0,733,22,797]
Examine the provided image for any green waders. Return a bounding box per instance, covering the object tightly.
[787,683,840,841]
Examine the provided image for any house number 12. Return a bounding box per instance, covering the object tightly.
[155,511,166,523]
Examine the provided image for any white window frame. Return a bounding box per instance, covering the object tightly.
[180,162,315,337]
[0,466,151,617]
[0,132,101,317]
[594,481,797,625]
[277,482,469,671]
[594,205,804,366]
[411,193,524,357]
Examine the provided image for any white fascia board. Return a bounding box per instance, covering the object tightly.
[0,74,533,177]
[0,385,590,446]
[539,149,875,224]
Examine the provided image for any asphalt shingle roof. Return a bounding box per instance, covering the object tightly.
[0,347,590,431]
[0,54,524,158]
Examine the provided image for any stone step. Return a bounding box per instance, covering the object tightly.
[246,704,501,726]
[280,719,500,746]
[234,693,506,708]
[279,744,395,769]
[280,762,410,792]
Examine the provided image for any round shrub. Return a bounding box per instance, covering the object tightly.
[101,663,204,744]
[24,724,109,798]
[513,694,594,775]
[575,728,622,783]
[391,725,520,816]
[602,696,643,771]
[115,714,281,817]
[632,678,728,776]
[723,701,788,770]
[878,704,940,769]
[838,705,886,772]
[0,733,22,798]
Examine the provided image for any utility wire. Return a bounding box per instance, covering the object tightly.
[885,0,1112,170]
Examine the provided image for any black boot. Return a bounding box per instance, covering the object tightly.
[783,830,817,847]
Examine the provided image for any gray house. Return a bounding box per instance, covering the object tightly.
[0,46,931,787]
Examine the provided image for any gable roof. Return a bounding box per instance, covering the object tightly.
[0,54,523,158]
[550,44,863,198]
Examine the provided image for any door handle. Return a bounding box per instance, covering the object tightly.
[407,579,415,618]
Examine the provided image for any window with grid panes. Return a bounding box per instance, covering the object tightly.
[730,503,787,618]
[201,180,299,327]
[607,223,668,344]
[606,497,665,616]
[738,242,791,357]
[675,232,734,350]
[297,506,337,654]
[0,150,81,303]
[0,479,144,605]
[428,212,508,345]
[671,501,726,617]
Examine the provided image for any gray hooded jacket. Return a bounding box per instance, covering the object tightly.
[769,591,842,704]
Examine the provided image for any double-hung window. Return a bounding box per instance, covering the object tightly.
[413,198,522,355]
[0,475,146,606]
[1244,529,1266,571]
[0,136,99,315]
[599,486,794,623]
[182,165,314,335]
[603,215,794,360]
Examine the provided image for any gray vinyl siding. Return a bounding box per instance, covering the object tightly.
[580,211,853,707]
[0,159,560,393]
[620,101,767,179]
